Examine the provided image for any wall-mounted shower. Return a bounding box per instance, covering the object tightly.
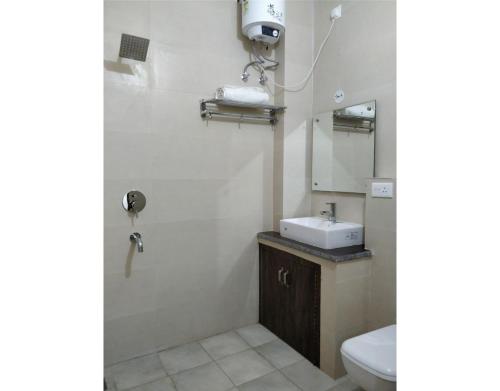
[119,33,150,62]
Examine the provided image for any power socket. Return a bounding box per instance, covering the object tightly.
[330,5,342,20]
[371,182,393,198]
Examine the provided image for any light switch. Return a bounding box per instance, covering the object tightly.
[371,182,393,198]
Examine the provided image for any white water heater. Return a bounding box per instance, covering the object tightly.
[241,0,286,45]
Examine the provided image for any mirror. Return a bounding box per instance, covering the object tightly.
[312,101,376,193]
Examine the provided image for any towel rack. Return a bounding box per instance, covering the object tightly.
[200,99,286,125]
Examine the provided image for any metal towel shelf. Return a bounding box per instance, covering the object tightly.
[200,99,286,126]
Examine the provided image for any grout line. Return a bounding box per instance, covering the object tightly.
[161,343,214,377]
[277,359,308,391]
[119,375,175,391]
[198,341,237,390]
[107,324,336,391]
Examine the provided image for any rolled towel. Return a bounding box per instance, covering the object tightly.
[215,85,270,105]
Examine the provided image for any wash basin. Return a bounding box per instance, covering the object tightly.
[279,217,364,250]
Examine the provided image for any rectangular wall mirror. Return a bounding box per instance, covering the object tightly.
[312,100,376,193]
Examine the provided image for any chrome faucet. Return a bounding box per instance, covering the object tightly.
[320,202,337,223]
[130,232,144,253]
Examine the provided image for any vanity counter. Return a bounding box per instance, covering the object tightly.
[257,231,371,263]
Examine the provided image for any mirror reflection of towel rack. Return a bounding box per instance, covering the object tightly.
[332,100,376,133]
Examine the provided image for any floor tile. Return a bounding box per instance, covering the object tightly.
[281,360,336,391]
[217,349,274,385]
[236,324,278,347]
[238,370,301,391]
[200,331,250,360]
[255,339,304,369]
[129,376,176,391]
[327,375,363,391]
[158,342,212,375]
[107,353,166,391]
[172,361,234,391]
[104,367,116,390]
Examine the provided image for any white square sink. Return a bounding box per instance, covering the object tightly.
[279,217,364,250]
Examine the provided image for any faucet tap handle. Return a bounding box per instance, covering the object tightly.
[323,202,337,223]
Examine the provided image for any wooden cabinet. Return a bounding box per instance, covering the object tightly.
[259,244,321,366]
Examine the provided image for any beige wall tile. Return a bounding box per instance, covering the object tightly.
[311,191,365,224]
[336,259,372,284]
[335,276,370,333]
[104,310,157,366]
[105,0,276,365]
[310,0,396,231]
[365,179,397,330]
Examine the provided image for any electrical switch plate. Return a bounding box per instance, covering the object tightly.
[371,182,393,198]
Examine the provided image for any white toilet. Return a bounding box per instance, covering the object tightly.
[341,325,396,391]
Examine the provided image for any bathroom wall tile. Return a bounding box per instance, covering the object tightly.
[172,361,234,391]
[150,179,233,222]
[150,90,219,139]
[150,136,206,180]
[217,349,274,385]
[280,359,335,391]
[335,259,372,284]
[236,324,278,348]
[149,1,202,50]
[104,131,157,181]
[200,331,250,360]
[239,370,300,391]
[254,339,304,369]
[312,0,396,178]
[104,311,158,366]
[104,269,156,321]
[310,192,366,224]
[198,1,247,57]
[286,0,314,28]
[158,342,212,375]
[104,223,157,275]
[153,307,203,352]
[198,52,267,98]
[365,193,396,232]
[284,23,313,67]
[283,120,311,178]
[335,276,370,333]
[104,0,304,367]
[106,352,165,391]
[104,82,152,133]
[150,43,202,94]
[104,0,150,37]
[282,176,312,218]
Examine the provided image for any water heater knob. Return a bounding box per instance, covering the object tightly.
[272,30,278,37]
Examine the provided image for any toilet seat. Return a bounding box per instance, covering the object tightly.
[341,325,396,382]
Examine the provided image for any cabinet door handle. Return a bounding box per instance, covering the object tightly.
[278,267,284,285]
[283,270,289,287]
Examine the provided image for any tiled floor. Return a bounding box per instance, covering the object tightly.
[105,323,362,391]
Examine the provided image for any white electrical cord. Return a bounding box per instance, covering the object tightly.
[257,19,337,92]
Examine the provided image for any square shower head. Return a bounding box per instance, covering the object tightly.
[119,33,150,62]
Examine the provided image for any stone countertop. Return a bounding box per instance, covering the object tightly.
[257,231,372,263]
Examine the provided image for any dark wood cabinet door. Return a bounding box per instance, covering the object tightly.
[284,256,321,366]
[259,244,286,336]
[259,244,321,367]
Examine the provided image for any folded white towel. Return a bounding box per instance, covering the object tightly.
[215,85,270,105]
